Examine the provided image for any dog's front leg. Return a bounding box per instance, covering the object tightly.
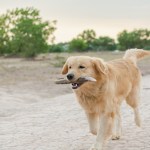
[112,112,122,140]
[86,113,99,135]
[90,113,113,150]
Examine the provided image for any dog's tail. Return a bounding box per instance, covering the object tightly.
[123,49,150,65]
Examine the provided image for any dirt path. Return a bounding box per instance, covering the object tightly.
[0,75,150,150]
[0,54,150,150]
[0,58,72,99]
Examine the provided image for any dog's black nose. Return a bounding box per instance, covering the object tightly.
[67,74,74,80]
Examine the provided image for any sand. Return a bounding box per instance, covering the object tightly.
[0,57,150,150]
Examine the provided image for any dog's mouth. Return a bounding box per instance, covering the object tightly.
[71,76,96,89]
[72,82,83,89]
[55,76,96,89]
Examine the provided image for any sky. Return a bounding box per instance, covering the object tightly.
[0,0,150,43]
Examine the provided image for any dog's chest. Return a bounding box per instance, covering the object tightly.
[74,91,104,113]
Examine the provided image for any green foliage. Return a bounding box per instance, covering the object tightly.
[69,38,88,52]
[117,29,150,50]
[77,29,96,50]
[0,15,10,54]
[49,44,65,53]
[92,36,116,51]
[1,8,150,55]
[73,29,116,51]
[49,29,150,52]
[77,29,96,43]
[0,7,56,57]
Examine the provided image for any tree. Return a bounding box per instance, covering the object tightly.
[117,29,150,50]
[0,7,56,57]
[92,36,116,51]
[77,29,96,43]
[0,14,10,54]
[69,38,88,52]
[76,29,96,50]
[49,43,65,53]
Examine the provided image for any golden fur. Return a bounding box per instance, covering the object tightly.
[61,49,150,150]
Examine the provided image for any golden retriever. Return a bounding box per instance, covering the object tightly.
[61,49,150,150]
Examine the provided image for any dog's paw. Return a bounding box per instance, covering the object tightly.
[89,143,102,150]
[90,148,99,150]
[112,134,121,140]
[90,130,97,135]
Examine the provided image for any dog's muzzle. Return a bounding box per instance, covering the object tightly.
[55,76,96,89]
[71,76,96,89]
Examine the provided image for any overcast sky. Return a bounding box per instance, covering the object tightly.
[0,0,150,43]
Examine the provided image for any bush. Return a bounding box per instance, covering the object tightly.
[117,29,150,50]
[144,46,150,50]
[69,38,88,52]
[49,44,64,53]
[0,7,56,57]
[92,36,116,51]
[49,43,70,53]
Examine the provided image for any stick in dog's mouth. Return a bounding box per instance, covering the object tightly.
[55,76,96,89]
[72,76,96,89]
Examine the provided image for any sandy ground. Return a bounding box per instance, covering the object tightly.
[0,54,150,150]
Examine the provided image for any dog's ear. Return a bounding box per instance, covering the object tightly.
[61,60,68,74]
[92,58,107,75]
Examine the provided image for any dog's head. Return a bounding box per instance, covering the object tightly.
[61,56,107,89]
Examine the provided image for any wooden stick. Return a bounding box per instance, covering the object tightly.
[55,76,96,84]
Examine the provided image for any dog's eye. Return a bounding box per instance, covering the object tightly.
[79,65,85,69]
[69,66,72,69]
